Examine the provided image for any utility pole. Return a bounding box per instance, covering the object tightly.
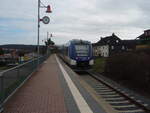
[47,32,49,40]
[37,0,40,67]
[47,32,49,54]
[37,0,52,68]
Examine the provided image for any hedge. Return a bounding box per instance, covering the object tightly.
[105,52,150,89]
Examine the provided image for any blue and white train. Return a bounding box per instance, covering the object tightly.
[59,39,94,70]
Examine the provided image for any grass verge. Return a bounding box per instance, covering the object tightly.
[93,57,106,73]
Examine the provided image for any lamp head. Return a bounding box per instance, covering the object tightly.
[46,5,52,13]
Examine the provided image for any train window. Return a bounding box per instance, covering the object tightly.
[75,45,89,56]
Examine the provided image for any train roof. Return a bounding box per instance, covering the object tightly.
[69,39,91,44]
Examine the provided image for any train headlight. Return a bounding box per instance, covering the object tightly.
[89,59,94,65]
[70,59,76,65]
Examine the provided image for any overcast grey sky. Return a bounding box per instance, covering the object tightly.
[0,0,150,45]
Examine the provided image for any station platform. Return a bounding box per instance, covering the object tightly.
[2,54,114,113]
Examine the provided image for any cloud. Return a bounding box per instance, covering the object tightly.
[0,0,149,45]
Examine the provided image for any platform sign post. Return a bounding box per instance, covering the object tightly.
[37,0,52,68]
[42,16,50,24]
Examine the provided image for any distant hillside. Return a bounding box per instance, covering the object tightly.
[0,44,44,52]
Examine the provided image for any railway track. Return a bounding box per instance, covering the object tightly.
[79,71,150,113]
[59,56,150,113]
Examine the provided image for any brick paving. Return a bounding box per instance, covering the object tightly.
[3,55,68,113]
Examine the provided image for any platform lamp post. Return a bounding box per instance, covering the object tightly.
[37,0,52,68]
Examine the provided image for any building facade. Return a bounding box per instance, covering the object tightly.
[136,29,150,45]
[93,33,127,57]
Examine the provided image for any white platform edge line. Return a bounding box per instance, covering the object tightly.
[55,55,93,113]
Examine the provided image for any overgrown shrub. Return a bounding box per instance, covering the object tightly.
[105,52,150,88]
[93,57,106,73]
[0,61,6,66]
[136,48,150,55]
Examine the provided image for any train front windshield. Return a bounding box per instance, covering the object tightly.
[75,44,89,56]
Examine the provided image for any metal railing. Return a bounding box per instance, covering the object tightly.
[0,54,49,112]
